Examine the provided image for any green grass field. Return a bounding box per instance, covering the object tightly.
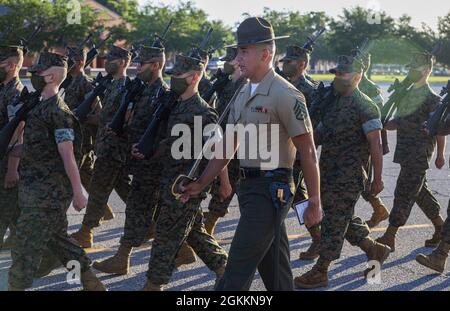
[310,74,450,84]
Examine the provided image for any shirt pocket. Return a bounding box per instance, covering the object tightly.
[246,111,270,125]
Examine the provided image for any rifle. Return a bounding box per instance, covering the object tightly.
[59,34,94,90]
[130,20,174,61]
[152,19,173,49]
[381,43,442,125]
[202,68,231,103]
[200,42,232,102]
[74,72,112,122]
[108,77,145,135]
[380,75,415,125]
[108,21,174,135]
[19,23,43,56]
[190,28,213,61]
[351,38,390,153]
[277,28,326,78]
[308,81,335,128]
[86,35,111,68]
[0,88,41,159]
[207,42,222,59]
[303,28,326,52]
[135,28,214,157]
[427,80,450,136]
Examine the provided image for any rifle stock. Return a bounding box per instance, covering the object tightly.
[135,90,179,157]
[380,76,414,125]
[427,80,450,136]
[0,88,40,159]
[109,78,146,135]
[74,73,112,122]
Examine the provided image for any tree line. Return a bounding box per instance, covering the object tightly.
[0,0,449,67]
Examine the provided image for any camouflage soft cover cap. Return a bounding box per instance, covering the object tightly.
[406,52,434,69]
[167,54,204,75]
[134,45,164,63]
[0,45,23,62]
[28,51,68,73]
[280,45,311,62]
[220,47,237,61]
[329,55,364,74]
[101,45,132,61]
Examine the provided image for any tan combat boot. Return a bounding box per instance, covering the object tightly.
[294,258,330,289]
[359,237,392,278]
[71,224,93,249]
[93,244,132,275]
[424,216,444,248]
[204,212,220,236]
[366,197,390,228]
[35,252,62,278]
[175,242,197,268]
[376,225,398,252]
[141,280,164,291]
[299,225,321,261]
[80,269,107,291]
[214,264,226,289]
[102,204,115,221]
[416,241,450,274]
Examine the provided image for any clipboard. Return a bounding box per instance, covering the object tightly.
[294,199,309,226]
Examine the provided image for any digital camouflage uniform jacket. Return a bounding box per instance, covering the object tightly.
[0,77,24,156]
[19,95,82,210]
[317,88,382,192]
[393,84,441,170]
[64,73,96,154]
[157,93,218,190]
[95,77,129,162]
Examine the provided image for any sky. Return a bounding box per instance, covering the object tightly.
[138,0,450,31]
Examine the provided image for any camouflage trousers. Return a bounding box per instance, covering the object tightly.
[389,165,441,228]
[147,191,228,285]
[293,159,308,203]
[0,163,20,244]
[206,158,240,217]
[120,163,161,247]
[361,158,378,202]
[443,199,450,244]
[79,150,95,192]
[82,157,131,228]
[320,187,370,261]
[8,205,91,289]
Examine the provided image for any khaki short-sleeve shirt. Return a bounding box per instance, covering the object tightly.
[227,69,312,169]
